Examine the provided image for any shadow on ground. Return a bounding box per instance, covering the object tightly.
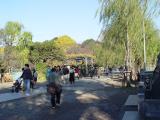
[0,81,47,94]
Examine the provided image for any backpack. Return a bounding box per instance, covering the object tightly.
[63,68,69,75]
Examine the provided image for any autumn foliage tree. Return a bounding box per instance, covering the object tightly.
[53,35,76,52]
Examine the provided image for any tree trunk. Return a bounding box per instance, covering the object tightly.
[143,20,146,71]
[125,20,131,87]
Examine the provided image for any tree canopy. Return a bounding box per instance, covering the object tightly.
[4,21,23,46]
[97,0,160,70]
[0,21,33,71]
[29,40,65,64]
[53,35,76,51]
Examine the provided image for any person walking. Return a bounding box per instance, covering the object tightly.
[75,66,80,80]
[31,68,38,89]
[47,68,62,109]
[46,66,51,81]
[62,65,69,84]
[90,67,94,79]
[97,67,101,78]
[69,66,75,84]
[21,64,32,96]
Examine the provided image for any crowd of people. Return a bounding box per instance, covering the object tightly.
[12,64,102,109]
[46,65,80,85]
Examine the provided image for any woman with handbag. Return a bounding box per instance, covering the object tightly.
[47,67,62,109]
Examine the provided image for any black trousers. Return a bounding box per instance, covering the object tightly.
[30,82,34,89]
[69,73,75,84]
[51,90,62,107]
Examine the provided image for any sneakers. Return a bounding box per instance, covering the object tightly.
[25,93,30,96]
[51,104,60,109]
[56,103,60,107]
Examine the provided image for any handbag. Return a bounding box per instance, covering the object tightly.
[47,84,56,94]
[31,80,35,84]
[56,84,62,93]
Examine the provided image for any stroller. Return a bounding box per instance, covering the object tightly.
[11,78,23,93]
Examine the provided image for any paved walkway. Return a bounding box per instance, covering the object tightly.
[0,82,13,89]
[0,77,136,120]
[0,78,111,103]
[0,77,120,103]
[0,87,46,103]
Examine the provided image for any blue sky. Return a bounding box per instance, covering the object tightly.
[0,0,102,43]
[0,0,159,43]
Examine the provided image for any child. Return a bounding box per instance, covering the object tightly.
[11,78,22,93]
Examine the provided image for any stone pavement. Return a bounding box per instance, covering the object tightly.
[122,95,141,120]
[122,111,140,120]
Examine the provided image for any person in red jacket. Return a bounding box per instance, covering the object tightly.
[75,66,80,79]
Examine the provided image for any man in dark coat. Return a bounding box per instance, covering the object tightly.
[21,64,32,96]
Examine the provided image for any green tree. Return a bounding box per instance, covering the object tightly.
[82,39,95,47]
[0,29,6,45]
[16,32,33,66]
[98,0,160,70]
[4,21,23,46]
[0,22,33,71]
[3,22,23,71]
[82,39,101,51]
[29,40,65,64]
[18,32,33,48]
[82,39,103,66]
